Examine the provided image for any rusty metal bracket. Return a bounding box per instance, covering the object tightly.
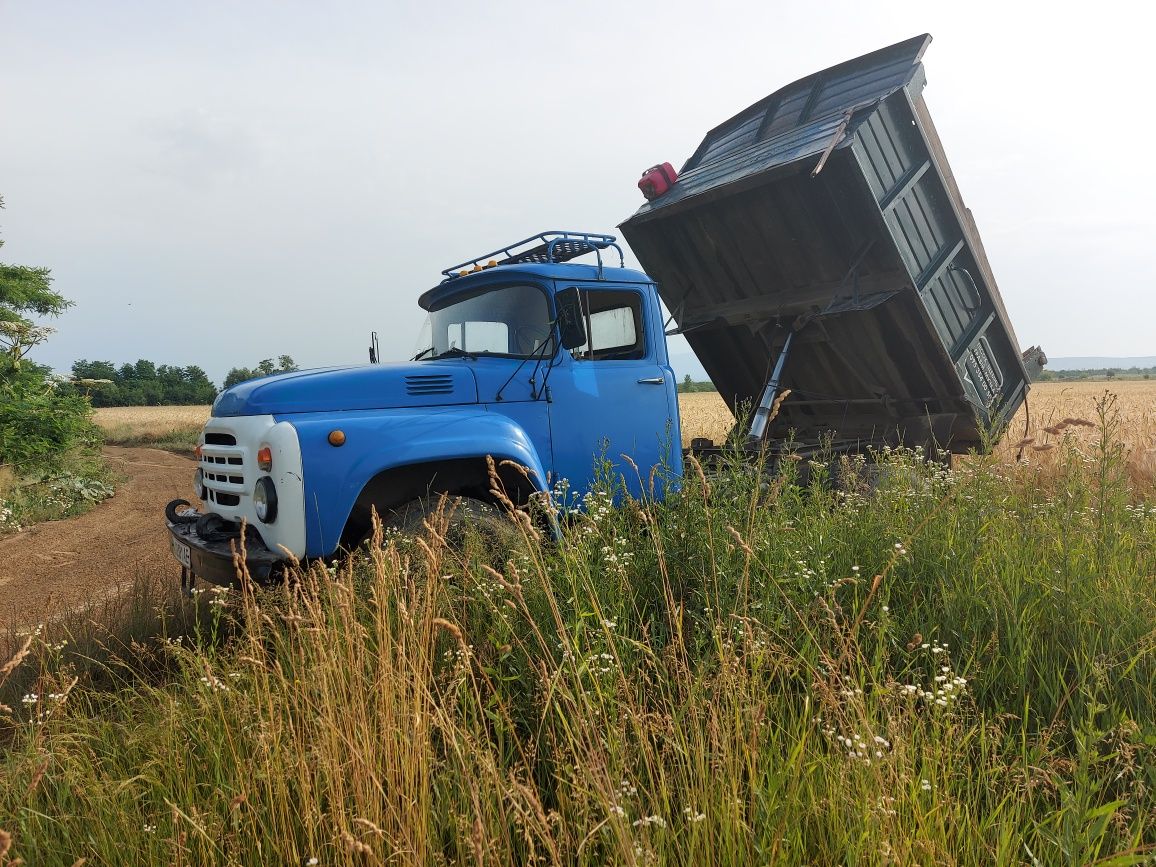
[811,109,853,177]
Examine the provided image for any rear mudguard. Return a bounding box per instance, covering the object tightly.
[277,407,549,557]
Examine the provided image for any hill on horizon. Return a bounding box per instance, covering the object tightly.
[1046,357,1156,371]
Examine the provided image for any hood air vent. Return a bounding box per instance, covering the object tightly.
[405,374,455,396]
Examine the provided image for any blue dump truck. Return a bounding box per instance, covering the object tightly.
[166,34,1040,586]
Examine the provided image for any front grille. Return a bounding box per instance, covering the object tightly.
[200,432,247,509]
[205,471,244,485]
[405,373,454,395]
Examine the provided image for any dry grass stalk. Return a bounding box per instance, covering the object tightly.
[768,387,792,424]
[686,454,710,499]
[0,637,32,683]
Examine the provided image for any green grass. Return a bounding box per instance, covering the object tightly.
[2,410,1155,864]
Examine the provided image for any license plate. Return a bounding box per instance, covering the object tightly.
[170,535,192,570]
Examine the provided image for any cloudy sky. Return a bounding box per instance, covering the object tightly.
[3,0,1152,384]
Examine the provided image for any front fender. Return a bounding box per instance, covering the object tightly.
[278,407,549,556]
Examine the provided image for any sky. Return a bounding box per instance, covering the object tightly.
[2,0,1153,385]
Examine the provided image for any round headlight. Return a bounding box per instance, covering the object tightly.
[253,476,278,523]
[193,468,206,501]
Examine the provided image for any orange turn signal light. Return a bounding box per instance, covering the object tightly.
[257,446,273,471]
[194,444,203,460]
[328,430,346,447]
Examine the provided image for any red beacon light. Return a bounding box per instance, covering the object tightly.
[638,162,678,201]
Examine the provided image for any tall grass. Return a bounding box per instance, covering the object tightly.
[2,404,1156,865]
[97,423,202,454]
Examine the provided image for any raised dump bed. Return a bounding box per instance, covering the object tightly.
[621,34,1033,454]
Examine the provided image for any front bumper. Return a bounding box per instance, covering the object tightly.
[166,512,284,586]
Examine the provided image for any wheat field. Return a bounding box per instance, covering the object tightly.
[680,380,1156,454]
[93,404,211,436]
[93,383,1156,477]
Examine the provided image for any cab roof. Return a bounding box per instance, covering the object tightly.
[418,261,652,311]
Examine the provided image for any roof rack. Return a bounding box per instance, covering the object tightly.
[440,231,625,279]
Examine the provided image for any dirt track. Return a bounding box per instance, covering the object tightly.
[0,446,195,627]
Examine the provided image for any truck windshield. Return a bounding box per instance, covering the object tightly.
[417,284,553,360]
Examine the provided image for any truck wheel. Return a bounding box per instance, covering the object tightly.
[384,496,525,559]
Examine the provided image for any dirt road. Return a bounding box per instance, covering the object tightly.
[0,446,194,627]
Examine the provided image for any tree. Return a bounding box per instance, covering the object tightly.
[0,197,72,377]
[72,359,119,382]
[223,355,298,389]
[133,358,157,381]
[0,197,97,472]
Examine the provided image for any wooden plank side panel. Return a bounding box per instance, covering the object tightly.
[696,112,766,167]
[758,89,814,141]
[683,34,931,174]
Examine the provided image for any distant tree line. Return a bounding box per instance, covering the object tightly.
[677,375,718,393]
[70,359,217,407]
[66,355,301,406]
[1039,367,1155,382]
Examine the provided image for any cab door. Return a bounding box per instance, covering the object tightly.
[547,284,681,500]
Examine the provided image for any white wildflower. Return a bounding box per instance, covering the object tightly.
[632,815,667,829]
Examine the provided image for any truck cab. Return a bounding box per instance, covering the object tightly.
[168,232,683,585]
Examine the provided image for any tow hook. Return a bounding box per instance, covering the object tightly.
[167,498,200,598]
[166,498,199,525]
[180,566,196,598]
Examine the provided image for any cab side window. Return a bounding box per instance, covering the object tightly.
[571,290,645,361]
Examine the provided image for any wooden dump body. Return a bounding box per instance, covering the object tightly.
[621,34,1031,454]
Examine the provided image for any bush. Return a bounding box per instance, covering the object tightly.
[0,378,99,474]
[0,465,114,534]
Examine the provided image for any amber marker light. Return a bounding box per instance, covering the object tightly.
[257,446,273,471]
[194,444,203,460]
[328,430,346,447]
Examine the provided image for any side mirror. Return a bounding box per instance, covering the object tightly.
[555,287,587,350]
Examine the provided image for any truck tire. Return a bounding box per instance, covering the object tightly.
[384,496,525,560]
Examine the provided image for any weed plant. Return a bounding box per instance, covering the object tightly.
[2,399,1155,865]
[0,452,113,537]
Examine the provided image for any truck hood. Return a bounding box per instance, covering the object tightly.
[212,363,479,417]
